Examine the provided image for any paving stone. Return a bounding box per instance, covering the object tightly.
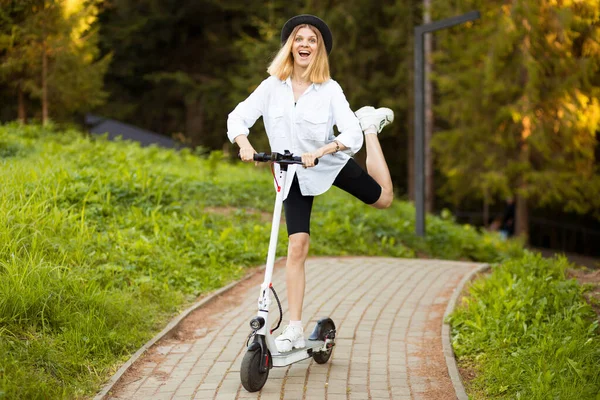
[282,391,303,400]
[305,393,327,400]
[259,393,281,400]
[371,389,392,398]
[370,374,388,382]
[193,390,217,399]
[173,386,196,397]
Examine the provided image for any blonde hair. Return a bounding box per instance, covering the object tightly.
[267,24,330,84]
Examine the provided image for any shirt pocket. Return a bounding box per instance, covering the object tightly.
[267,106,286,138]
[299,107,329,142]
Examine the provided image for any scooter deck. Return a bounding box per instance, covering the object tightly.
[271,339,326,367]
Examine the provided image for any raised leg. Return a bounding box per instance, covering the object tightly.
[355,106,395,209]
[364,133,394,209]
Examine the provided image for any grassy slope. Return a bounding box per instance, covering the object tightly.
[0,124,279,398]
[0,123,596,399]
[449,254,600,399]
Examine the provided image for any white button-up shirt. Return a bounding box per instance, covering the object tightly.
[227,76,363,200]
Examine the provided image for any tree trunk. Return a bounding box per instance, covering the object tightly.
[483,191,489,227]
[516,115,531,239]
[424,0,434,213]
[17,85,26,123]
[516,12,531,241]
[185,96,205,148]
[42,40,48,125]
[516,192,528,238]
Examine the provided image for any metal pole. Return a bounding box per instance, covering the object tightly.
[414,31,425,237]
[413,10,480,237]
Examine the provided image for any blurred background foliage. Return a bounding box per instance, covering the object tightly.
[0,0,599,253]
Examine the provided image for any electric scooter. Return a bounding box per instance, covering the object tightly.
[240,150,336,393]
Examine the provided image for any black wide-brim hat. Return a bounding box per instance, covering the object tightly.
[281,14,333,54]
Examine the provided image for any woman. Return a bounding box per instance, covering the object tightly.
[227,14,394,353]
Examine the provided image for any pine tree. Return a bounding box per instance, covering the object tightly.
[0,0,41,122]
[430,0,600,235]
[97,0,274,148]
[47,0,110,120]
[0,0,108,123]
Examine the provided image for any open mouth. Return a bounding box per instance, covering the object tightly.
[298,50,311,59]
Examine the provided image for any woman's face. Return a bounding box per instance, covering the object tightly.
[291,27,318,70]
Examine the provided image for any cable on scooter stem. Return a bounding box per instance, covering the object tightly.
[269,285,283,334]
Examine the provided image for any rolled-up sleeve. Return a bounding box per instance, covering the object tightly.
[227,78,271,143]
[330,83,363,155]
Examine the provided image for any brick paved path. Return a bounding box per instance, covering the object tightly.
[106,257,483,400]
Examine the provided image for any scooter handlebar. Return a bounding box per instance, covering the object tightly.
[251,151,318,166]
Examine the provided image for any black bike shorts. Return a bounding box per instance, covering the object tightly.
[283,158,382,236]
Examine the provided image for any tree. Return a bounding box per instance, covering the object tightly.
[0,0,41,122]
[431,0,600,236]
[46,0,110,120]
[97,0,262,148]
[0,0,108,123]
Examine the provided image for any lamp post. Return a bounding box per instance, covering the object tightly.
[414,10,480,237]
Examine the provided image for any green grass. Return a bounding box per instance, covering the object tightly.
[448,253,600,399]
[0,123,280,398]
[0,122,591,399]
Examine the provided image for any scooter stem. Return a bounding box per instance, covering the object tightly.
[262,167,287,287]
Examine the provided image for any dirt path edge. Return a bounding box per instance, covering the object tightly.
[92,259,280,400]
[442,263,490,400]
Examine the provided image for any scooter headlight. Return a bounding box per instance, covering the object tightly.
[250,317,265,330]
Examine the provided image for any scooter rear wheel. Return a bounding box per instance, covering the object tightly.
[240,349,269,392]
[312,319,335,364]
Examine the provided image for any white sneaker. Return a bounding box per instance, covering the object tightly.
[275,325,305,353]
[355,106,394,133]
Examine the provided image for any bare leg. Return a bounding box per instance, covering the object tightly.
[286,233,310,321]
[364,133,394,209]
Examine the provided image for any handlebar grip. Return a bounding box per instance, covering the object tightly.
[253,152,272,162]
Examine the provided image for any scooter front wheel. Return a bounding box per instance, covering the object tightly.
[240,349,270,392]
